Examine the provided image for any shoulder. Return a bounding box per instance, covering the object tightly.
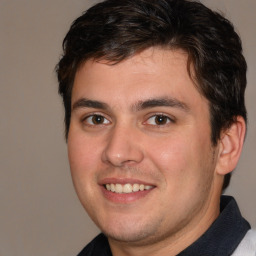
[77,233,111,256]
[232,229,256,256]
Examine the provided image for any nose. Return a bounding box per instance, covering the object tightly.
[101,124,144,167]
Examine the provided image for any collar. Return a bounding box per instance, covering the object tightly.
[78,196,250,256]
[177,195,250,256]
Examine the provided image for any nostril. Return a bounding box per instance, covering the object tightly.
[101,128,144,166]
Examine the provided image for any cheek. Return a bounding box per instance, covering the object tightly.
[67,132,102,179]
[67,133,102,206]
[147,135,192,173]
[146,132,212,187]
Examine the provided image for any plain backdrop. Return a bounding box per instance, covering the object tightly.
[0,1,255,255]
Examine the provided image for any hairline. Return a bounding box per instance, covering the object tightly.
[69,45,218,141]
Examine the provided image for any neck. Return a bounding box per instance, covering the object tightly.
[109,193,221,256]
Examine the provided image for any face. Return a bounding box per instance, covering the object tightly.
[68,48,221,247]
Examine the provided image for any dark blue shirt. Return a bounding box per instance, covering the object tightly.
[77,196,250,256]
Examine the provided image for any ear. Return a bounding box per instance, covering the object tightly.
[216,116,246,175]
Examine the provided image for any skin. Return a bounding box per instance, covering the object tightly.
[68,48,243,256]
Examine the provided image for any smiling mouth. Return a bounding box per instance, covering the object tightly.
[104,183,154,194]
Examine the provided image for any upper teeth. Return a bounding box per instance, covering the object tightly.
[105,183,153,193]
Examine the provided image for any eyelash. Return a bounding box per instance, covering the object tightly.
[144,114,175,126]
[82,113,174,127]
[82,114,111,126]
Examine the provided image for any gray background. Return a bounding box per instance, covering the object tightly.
[0,1,255,255]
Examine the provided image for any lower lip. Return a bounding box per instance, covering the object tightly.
[100,186,154,204]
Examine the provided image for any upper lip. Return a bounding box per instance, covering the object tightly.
[99,177,155,186]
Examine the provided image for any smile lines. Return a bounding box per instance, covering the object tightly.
[105,183,154,194]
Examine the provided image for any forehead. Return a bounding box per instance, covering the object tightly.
[72,47,205,110]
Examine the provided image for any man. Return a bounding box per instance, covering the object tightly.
[56,0,256,255]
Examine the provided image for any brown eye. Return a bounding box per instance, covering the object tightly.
[146,115,172,126]
[84,115,110,125]
[155,115,169,125]
[92,115,104,124]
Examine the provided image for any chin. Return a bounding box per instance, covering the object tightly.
[104,229,155,245]
[98,217,165,245]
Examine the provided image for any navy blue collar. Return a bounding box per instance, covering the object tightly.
[177,195,250,256]
[78,196,250,256]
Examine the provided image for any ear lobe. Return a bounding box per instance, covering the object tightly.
[216,116,246,175]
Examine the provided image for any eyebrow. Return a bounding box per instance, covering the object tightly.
[132,97,190,112]
[72,97,189,112]
[72,98,108,111]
